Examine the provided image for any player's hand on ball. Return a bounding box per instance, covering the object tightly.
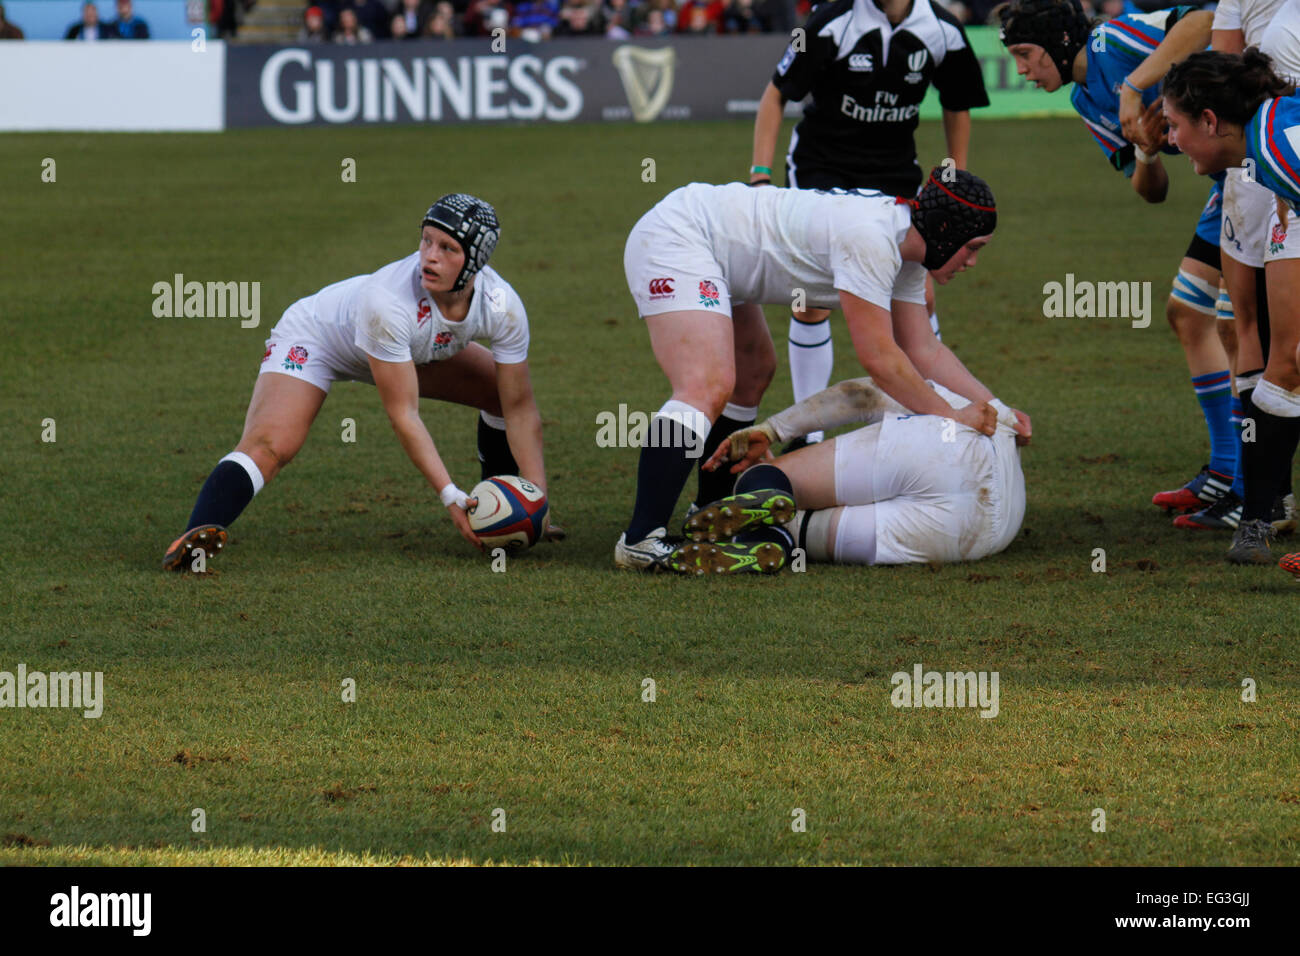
[955,401,997,436]
[543,509,567,542]
[449,500,484,551]
[1013,409,1032,446]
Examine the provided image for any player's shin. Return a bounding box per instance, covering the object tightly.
[696,402,758,506]
[185,451,265,531]
[624,400,711,543]
[477,410,518,479]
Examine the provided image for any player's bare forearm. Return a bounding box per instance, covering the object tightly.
[764,378,894,440]
[503,405,546,492]
[1131,156,1168,203]
[914,343,995,406]
[389,407,453,492]
[1212,28,1244,54]
[941,109,970,169]
[1127,11,1212,89]
[751,83,785,182]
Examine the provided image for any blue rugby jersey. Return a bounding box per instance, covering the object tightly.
[1072,7,1194,174]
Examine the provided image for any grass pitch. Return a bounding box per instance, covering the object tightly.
[1,119,1297,866]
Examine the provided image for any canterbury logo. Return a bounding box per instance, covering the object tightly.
[612,45,676,123]
[648,278,675,296]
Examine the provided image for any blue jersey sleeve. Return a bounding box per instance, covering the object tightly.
[1246,95,1300,210]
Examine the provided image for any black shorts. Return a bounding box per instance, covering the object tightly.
[784,163,920,198]
[1185,233,1222,272]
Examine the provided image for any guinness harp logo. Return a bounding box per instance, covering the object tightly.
[612,45,677,123]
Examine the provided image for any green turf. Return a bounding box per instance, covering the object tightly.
[1,119,1297,866]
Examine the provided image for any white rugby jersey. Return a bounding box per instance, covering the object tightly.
[1214,0,1287,48]
[1262,0,1300,82]
[667,181,927,311]
[290,252,529,383]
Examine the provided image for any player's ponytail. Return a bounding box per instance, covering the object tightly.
[1164,49,1296,128]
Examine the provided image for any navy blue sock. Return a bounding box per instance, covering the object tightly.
[626,417,702,542]
[735,524,795,558]
[734,462,794,497]
[186,460,256,530]
[696,413,754,507]
[477,415,518,480]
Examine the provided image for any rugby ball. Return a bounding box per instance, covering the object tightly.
[467,476,548,551]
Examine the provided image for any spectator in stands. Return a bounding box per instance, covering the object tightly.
[512,0,560,39]
[391,11,410,36]
[395,0,434,36]
[424,0,459,35]
[301,5,329,39]
[556,0,601,34]
[109,0,150,38]
[66,3,108,39]
[464,0,510,35]
[0,2,23,38]
[634,0,675,32]
[678,0,723,33]
[602,0,633,37]
[722,0,763,32]
[339,0,389,36]
[335,6,374,40]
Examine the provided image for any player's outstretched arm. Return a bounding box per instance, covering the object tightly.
[1118,10,1213,144]
[495,360,564,540]
[750,82,786,184]
[840,291,995,435]
[370,354,482,550]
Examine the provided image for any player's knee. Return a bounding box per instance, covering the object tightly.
[243,431,296,476]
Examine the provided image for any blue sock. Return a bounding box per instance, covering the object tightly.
[186,455,260,530]
[1230,395,1246,497]
[1192,370,1235,479]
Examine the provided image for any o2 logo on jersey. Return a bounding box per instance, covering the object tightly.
[698,280,720,307]
[848,53,873,72]
[904,49,927,84]
[416,300,432,327]
[649,277,675,299]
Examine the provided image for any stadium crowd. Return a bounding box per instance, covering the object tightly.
[288,0,1196,45]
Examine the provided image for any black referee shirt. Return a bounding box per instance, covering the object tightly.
[773,0,989,193]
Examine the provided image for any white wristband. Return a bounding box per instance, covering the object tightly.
[440,483,469,509]
[1134,147,1156,166]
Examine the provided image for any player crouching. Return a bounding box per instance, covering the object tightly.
[665,377,1028,574]
[163,194,557,571]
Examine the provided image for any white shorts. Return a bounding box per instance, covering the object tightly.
[258,303,347,394]
[1222,168,1300,267]
[833,415,1015,564]
[1266,202,1300,264]
[624,204,732,318]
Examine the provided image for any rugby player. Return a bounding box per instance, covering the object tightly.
[664,377,1027,574]
[163,194,555,571]
[998,0,1242,525]
[614,168,1031,570]
[1162,48,1300,567]
[749,0,989,452]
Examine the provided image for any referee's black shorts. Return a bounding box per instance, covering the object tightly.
[784,163,921,199]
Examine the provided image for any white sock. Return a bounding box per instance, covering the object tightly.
[220,451,265,495]
[829,505,877,565]
[788,316,832,443]
[1252,378,1300,417]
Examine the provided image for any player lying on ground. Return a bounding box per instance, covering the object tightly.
[999,0,1244,528]
[661,377,1028,574]
[614,167,1030,571]
[1162,49,1300,570]
[163,193,558,571]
